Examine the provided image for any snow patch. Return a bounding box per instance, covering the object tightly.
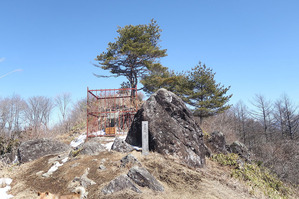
[70,132,129,151]
[133,146,142,151]
[0,178,12,186]
[48,161,63,173]
[118,135,127,140]
[12,156,18,164]
[91,130,105,136]
[42,157,69,177]
[62,157,68,163]
[70,134,86,148]
[103,142,114,151]
[0,178,13,199]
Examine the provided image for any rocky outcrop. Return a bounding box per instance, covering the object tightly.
[120,154,141,168]
[125,88,206,168]
[111,137,134,153]
[68,168,96,190]
[127,166,164,192]
[17,138,71,163]
[0,152,18,164]
[206,131,228,154]
[102,165,163,194]
[229,141,251,162]
[79,137,106,155]
[102,175,141,194]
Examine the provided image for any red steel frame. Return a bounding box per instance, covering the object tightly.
[87,86,138,138]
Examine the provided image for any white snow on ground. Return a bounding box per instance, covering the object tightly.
[43,157,69,177]
[70,131,106,148]
[48,161,63,173]
[49,157,68,173]
[91,130,105,136]
[0,178,13,199]
[12,156,18,164]
[70,134,87,148]
[70,132,129,151]
[118,135,127,140]
[0,178,12,187]
[133,146,142,151]
[103,142,114,151]
[61,157,68,163]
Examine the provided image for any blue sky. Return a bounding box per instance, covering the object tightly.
[1,0,299,107]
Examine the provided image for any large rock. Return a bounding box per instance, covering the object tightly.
[229,141,251,161]
[102,174,141,194]
[120,154,141,168]
[206,131,228,154]
[125,88,206,167]
[79,137,106,155]
[111,137,134,153]
[17,138,71,163]
[127,166,164,192]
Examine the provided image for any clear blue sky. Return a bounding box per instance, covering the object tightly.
[1,0,299,107]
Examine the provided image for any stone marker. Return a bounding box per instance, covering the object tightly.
[142,121,149,155]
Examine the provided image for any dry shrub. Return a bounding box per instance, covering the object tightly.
[198,111,238,144]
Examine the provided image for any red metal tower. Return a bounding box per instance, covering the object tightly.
[86,87,138,138]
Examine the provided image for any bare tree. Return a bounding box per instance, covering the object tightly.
[274,94,299,139]
[233,101,249,144]
[274,99,286,137]
[200,109,238,144]
[0,95,26,137]
[68,98,87,132]
[9,95,26,135]
[24,96,54,136]
[251,94,273,142]
[0,98,9,135]
[55,93,72,122]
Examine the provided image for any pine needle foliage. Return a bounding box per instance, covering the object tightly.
[186,62,232,124]
[140,64,187,96]
[141,62,232,124]
[94,19,167,97]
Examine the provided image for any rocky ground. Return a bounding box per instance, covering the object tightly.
[0,145,270,199]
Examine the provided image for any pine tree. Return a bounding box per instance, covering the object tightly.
[94,19,167,97]
[186,62,232,124]
[141,62,232,124]
[140,64,187,96]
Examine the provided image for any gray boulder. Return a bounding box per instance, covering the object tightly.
[206,131,228,154]
[127,166,164,192]
[17,138,71,163]
[125,88,206,168]
[79,137,106,155]
[229,141,251,161]
[0,152,18,164]
[111,137,133,153]
[102,174,141,194]
[68,168,96,190]
[120,154,141,168]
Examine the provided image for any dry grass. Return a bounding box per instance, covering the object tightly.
[1,147,297,199]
